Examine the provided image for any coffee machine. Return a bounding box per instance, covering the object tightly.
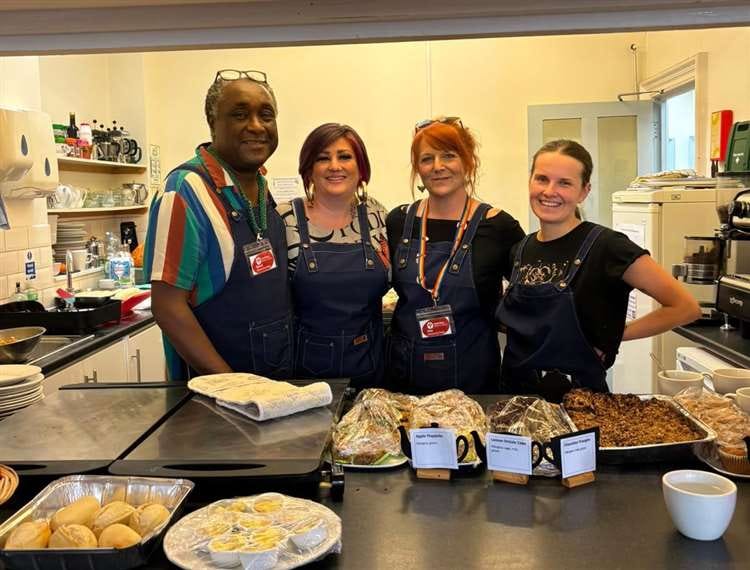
[672,235,721,319]
[715,172,750,337]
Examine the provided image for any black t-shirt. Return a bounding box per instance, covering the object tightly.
[386,204,525,313]
[509,221,648,367]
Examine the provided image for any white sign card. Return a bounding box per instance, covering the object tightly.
[409,428,459,469]
[24,249,36,281]
[486,433,533,475]
[559,432,597,478]
[269,176,305,203]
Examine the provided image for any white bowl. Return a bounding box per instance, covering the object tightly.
[712,368,750,395]
[657,370,704,396]
[662,470,737,540]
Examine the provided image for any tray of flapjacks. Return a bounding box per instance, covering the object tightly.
[561,389,716,463]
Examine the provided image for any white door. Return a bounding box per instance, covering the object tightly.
[81,340,129,383]
[527,101,659,229]
[128,325,167,382]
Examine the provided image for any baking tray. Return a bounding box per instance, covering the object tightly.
[0,474,194,570]
[563,394,717,464]
[0,300,121,334]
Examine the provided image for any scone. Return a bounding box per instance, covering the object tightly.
[129,503,170,536]
[5,520,51,549]
[92,501,135,536]
[48,524,98,548]
[98,524,141,549]
[50,496,100,531]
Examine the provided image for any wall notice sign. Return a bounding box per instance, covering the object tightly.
[486,433,532,475]
[269,176,305,203]
[409,428,459,469]
[24,249,36,280]
[559,432,597,478]
[149,144,162,186]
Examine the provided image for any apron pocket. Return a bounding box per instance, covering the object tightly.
[413,341,457,394]
[250,317,293,377]
[386,333,412,389]
[301,334,336,377]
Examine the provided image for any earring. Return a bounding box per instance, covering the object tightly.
[417,185,426,193]
[356,182,368,204]
[305,182,315,204]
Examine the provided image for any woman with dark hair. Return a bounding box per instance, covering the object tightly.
[497,139,701,402]
[386,117,524,394]
[277,123,390,388]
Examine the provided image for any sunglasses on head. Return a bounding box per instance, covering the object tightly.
[214,69,268,84]
[414,116,463,133]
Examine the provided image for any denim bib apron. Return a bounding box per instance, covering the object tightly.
[497,224,608,402]
[177,162,293,378]
[388,201,499,394]
[291,198,389,389]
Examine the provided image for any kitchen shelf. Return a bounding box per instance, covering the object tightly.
[57,156,147,174]
[49,205,148,215]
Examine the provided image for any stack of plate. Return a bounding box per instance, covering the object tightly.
[53,221,88,262]
[0,365,45,419]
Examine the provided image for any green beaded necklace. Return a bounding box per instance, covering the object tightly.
[207,147,267,239]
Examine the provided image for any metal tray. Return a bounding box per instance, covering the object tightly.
[0,474,194,570]
[563,394,717,464]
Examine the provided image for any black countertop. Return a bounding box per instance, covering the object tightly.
[134,462,750,570]
[33,310,155,376]
[675,323,750,368]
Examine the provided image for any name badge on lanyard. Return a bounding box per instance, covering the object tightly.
[416,304,455,339]
[243,238,277,277]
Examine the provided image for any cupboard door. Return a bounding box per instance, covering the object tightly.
[44,361,85,395]
[82,340,129,383]
[128,325,166,382]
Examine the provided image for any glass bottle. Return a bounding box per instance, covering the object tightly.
[12,282,26,302]
[66,112,79,139]
[24,282,38,301]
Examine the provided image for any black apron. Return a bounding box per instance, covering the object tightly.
[388,201,499,394]
[176,161,293,379]
[497,224,608,402]
[291,198,389,388]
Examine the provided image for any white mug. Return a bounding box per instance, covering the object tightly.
[726,387,750,414]
[657,370,705,396]
[71,249,92,272]
[712,368,750,395]
[662,469,737,541]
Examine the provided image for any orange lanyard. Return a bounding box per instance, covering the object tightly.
[418,196,472,304]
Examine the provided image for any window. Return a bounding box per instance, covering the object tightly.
[661,84,695,170]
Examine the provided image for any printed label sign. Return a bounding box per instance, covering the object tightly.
[409,428,459,469]
[486,433,533,475]
[559,432,597,478]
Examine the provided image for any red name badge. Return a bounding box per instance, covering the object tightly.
[415,304,456,339]
[422,317,451,337]
[243,239,278,277]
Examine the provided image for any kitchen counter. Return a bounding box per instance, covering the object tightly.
[675,323,750,369]
[134,462,749,570]
[32,310,155,376]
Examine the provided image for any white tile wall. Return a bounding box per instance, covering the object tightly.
[29,224,52,247]
[0,251,19,274]
[4,227,28,251]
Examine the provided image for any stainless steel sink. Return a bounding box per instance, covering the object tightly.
[25,334,94,364]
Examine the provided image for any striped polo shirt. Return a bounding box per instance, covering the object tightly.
[143,145,267,379]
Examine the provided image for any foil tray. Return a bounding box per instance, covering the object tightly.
[563,394,717,464]
[0,474,194,570]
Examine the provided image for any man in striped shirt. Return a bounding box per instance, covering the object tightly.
[144,70,293,381]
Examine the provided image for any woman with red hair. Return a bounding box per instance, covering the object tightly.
[386,118,524,394]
